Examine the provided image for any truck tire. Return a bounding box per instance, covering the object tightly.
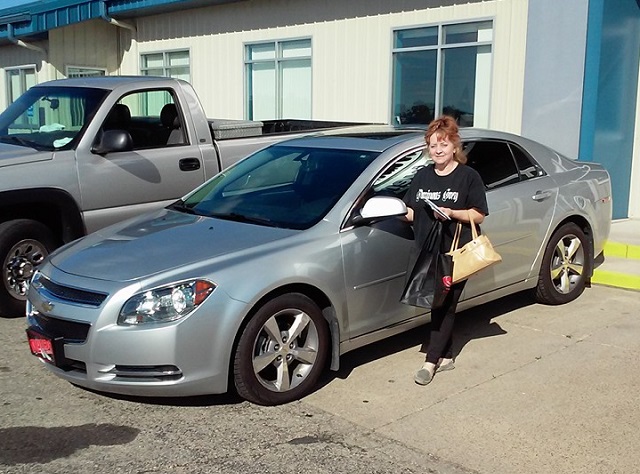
[0,219,57,318]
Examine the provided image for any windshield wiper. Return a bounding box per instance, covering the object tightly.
[209,212,279,228]
[168,200,198,215]
[0,135,43,150]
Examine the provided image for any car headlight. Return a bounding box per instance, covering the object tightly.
[118,280,215,325]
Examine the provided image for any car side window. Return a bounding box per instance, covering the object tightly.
[371,148,430,199]
[511,143,544,180]
[464,140,520,190]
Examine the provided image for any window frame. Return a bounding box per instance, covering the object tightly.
[391,19,494,127]
[5,65,37,105]
[65,66,107,78]
[244,37,312,120]
[140,49,191,81]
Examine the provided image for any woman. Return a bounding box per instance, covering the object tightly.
[403,115,488,385]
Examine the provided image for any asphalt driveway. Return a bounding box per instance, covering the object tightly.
[1,284,638,473]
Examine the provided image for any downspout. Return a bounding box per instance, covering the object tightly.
[7,23,46,54]
[99,1,136,33]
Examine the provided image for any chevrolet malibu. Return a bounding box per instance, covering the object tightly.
[26,126,612,405]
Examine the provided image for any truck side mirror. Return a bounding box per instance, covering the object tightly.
[92,129,134,155]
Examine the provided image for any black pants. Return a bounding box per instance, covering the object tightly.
[426,280,466,364]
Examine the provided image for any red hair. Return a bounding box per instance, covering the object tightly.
[425,115,467,164]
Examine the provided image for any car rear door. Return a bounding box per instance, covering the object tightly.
[461,139,558,299]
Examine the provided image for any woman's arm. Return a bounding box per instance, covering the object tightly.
[438,207,485,224]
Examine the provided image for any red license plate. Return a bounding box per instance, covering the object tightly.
[26,329,57,365]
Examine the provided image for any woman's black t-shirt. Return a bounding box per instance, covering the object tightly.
[403,163,489,252]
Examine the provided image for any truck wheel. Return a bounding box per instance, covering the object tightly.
[534,222,589,305]
[233,293,329,405]
[0,219,57,318]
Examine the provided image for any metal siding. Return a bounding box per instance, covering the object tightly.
[124,0,529,126]
[48,20,122,78]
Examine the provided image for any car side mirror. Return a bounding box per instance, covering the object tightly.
[352,196,408,226]
[92,129,133,155]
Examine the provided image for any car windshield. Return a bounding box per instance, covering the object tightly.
[0,86,108,151]
[177,145,380,229]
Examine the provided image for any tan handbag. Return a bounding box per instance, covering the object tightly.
[448,212,502,283]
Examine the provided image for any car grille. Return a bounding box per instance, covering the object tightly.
[28,312,91,344]
[38,276,108,307]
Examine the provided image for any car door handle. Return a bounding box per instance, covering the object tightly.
[532,190,553,201]
[179,158,201,171]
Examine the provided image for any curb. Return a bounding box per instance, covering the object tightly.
[602,241,640,260]
[592,241,640,291]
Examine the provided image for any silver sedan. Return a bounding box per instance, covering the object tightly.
[26,126,612,405]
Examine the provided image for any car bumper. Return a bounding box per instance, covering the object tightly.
[26,275,249,398]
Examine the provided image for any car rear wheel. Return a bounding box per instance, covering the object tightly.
[535,222,590,305]
[0,219,57,318]
[233,293,329,405]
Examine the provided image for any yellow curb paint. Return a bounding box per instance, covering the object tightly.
[592,270,640,291]
[603,241,640,260]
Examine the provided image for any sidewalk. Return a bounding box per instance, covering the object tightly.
[592,218,640,291]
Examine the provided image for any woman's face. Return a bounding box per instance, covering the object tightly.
[428,132,455,167]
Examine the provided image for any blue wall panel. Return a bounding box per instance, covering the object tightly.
[581,0,640,218]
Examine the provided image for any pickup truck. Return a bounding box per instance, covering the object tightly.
[0,76,358,317]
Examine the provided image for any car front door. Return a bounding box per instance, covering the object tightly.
[340,148,429,339]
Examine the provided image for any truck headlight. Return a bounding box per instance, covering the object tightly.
[119,280,215,325]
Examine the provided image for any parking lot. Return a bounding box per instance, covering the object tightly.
[1,284,639,474]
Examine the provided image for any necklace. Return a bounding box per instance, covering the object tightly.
[434,162,458,176]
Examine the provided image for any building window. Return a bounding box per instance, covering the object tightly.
[66,66,107,78]
[392,21,493,127]
[6,66,36,104]
[140,50,190,81]
[245,39,311,120]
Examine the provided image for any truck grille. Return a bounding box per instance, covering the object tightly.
[39,276,107,307]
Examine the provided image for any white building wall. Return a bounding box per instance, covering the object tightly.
[0,40,48,111]
[119,0,529,132]
[48,20,125,78]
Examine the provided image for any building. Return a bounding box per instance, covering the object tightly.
[1,0,638,218]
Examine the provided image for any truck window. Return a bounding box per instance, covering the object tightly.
[102,89,187,150]
[0,86,108,151]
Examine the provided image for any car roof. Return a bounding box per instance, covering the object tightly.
[275,125,425,153]
[275,124,568,161]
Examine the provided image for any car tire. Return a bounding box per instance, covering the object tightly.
[0,219,57,318]
[233,293,330,405]
[535,222,590,305]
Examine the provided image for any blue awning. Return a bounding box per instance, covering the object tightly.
[0,0,244,46]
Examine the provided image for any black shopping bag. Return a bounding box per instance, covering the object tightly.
[400,221,452,309]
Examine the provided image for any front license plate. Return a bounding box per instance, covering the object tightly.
[26,328,63,366]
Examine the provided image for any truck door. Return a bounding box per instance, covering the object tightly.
[76,88,207,233]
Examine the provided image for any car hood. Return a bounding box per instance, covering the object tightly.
[49,209,300,282]
[0,142,52,167]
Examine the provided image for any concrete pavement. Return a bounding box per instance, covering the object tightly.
[305,284,639,474]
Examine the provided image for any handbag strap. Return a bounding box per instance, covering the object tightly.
[449,210,479,253]
[468,210,479,240]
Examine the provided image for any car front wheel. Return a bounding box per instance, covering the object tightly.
[233,293,329,405]
[535,222,590,305]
